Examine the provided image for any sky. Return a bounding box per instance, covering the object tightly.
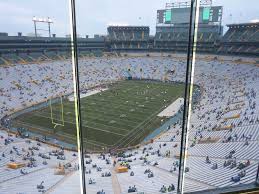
[0,0,258,37]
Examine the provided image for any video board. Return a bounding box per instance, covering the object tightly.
[157,6,222,24]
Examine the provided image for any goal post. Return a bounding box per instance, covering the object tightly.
[49,96,65,128]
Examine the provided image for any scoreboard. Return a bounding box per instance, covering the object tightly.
[157,6,222,24]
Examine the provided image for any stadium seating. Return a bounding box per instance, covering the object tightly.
[218,22,259,56]
[0,53,258,193]
[107,26,150,50]
[154,24,221,53]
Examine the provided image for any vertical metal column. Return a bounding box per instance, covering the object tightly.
[177,0,199,193]
[34,21,37,37]
[48,22,51,37]
[69,0,86,194]
[256,163,259,186]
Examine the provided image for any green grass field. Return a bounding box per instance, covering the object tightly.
[14,80,184,150]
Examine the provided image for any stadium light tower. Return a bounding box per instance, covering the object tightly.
[166,0,212,8]
[32,16,53,37]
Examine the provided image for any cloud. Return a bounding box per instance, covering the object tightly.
[0,1,34,15]
[0,0,258,36]
[250,19,259,23]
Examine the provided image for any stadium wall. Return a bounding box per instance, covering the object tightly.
[0,22,258,65]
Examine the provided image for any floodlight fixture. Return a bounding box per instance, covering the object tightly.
[32,16,54,37]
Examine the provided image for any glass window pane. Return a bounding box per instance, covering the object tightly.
[184,0,259,193]
[74,0,192,193]
[0,1,82,193]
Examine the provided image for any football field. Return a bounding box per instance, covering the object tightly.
[14,80,184,150]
